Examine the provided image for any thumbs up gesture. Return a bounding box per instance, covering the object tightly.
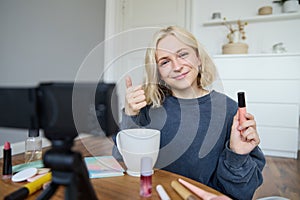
[124,76,147,116]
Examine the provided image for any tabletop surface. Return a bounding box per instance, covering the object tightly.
[0,135,223,200]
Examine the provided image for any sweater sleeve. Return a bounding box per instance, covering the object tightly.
[120,106,151,130]
[214,141,266,200]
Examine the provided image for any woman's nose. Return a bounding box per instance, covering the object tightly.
[172,58,183,71]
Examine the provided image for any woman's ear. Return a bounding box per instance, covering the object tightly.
[197,58,202,69]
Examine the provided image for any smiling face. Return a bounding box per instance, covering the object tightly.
[156,35,201,98]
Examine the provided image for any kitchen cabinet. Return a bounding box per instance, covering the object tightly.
[213,53,300,158]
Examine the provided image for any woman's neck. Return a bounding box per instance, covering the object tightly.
[172,87,209,99]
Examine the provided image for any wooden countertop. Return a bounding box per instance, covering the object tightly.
[0,135,223,199]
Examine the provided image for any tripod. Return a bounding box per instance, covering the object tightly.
[37,138,98,200]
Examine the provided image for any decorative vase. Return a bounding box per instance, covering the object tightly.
[232,31,240,43]
[282,0,299,13]
[227,31,240,43]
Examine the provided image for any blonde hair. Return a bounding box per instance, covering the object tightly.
[143,26,217,107]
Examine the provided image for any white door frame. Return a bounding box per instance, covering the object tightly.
[105,0,192,36]
[104,0,192,82]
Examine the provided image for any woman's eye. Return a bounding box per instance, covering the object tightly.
[159,60,169,67]
[178,51,188,58]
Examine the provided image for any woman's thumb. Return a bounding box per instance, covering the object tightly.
[125,76,132,88]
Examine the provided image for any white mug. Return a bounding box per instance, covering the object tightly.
[116,128,160,176]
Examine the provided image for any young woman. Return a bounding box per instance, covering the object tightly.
[113,26,265,199]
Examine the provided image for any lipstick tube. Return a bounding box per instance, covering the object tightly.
[2,141,12,179]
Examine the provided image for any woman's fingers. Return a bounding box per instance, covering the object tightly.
[127,86,144,98]
[124,76,147,115]
[245,112,254,120]
[230,112,260,154]
[130,101,147,111]
[238,113,256,131]
[241,127,260,145]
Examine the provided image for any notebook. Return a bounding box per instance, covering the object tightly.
[84,156,125,178]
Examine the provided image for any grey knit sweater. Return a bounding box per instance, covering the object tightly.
[113,90,265,200]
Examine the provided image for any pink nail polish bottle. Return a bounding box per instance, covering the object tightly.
[140,157,153,197]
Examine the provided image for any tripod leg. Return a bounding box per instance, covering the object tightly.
[65,174,77,200]
[79,166,98,199]
[36,182,59,200]
[65,152,98,200]
[39,142,98,200]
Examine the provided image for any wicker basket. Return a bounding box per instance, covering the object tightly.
[258,6,273,15]
[222,43,248,54]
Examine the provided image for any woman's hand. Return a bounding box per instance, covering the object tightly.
[124,76,147,116]
[229,111,260,155]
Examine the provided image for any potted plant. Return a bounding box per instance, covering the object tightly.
[222,18,248,43]
[273,0,299,13]
[221,18,249,54]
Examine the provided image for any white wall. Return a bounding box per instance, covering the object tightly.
[0,0,106,86]
[191,0,300,150]
[0,0,106,145]
[191,0,300,55]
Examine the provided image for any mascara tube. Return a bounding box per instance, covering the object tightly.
[4,172,51,200]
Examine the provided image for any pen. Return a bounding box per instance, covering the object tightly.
[2,141,12,179]
[171,180,199,200]
[156,184,170,200]
[4,172,51,200]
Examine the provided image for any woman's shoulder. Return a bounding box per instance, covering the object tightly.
[210,90,238,110]
[211,90,235,100]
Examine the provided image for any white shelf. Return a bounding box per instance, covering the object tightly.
[213,52,300,58]
[203,12,300,26]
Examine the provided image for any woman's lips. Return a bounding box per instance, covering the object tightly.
[173,71,189,80]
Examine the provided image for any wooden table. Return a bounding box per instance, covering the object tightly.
[0,135,223,200]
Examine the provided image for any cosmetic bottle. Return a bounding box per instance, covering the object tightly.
[25,129,42,163]
[237,92,247,134]
[2,141,12,179]
[237,92,247,124]
[140,157,153,197]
